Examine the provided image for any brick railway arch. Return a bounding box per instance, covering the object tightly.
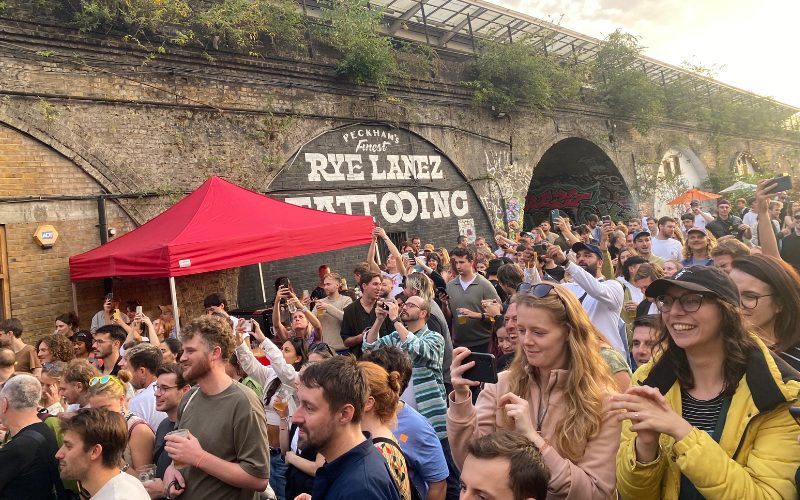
[523,137,636,229]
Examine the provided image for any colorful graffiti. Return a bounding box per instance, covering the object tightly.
[523,138,636,230]
[478,150,532,231]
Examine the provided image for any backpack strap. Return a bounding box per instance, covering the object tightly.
[372,437,423,500]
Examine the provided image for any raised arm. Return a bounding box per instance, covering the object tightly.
[367,232,381,273]
[272,288,290,343]
[555,217,580,246]
[755,179,780,259]
[376,226,407,276]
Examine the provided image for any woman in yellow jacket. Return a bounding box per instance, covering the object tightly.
[612,265,800,499]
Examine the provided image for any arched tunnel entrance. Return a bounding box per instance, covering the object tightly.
[523,138,636,229]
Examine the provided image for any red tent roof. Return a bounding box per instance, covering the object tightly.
[69,176,374,280]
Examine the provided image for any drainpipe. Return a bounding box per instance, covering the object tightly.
[97,196,112,295]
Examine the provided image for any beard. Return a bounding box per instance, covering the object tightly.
[297,418,336,452]
[182,355,211,384]
[578,262,598,276]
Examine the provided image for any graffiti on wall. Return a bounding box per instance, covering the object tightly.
[478,150,532,231]
[524,172,636,228]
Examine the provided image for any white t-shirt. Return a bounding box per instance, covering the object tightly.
[651,238,683,261]
[92,471,149,500]
[694,212,711,229]
[458,275,477,291]
[128,381,167,430]
[743,211,759,245]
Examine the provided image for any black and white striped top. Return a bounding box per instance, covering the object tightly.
[681,391,725,434]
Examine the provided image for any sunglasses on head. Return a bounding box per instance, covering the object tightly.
[516,282,569,307]
[89,375,124,389]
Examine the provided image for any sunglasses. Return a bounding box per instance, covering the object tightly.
[89,375,124,389]
[517,282,569,308]
[309,342,336,356]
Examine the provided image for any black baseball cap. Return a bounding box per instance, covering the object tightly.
[571,242,603,260]
[645,265,740,307]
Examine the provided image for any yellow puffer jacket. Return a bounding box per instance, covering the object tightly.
[617,336,800,500]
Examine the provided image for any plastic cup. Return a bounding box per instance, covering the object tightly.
[166,429,190,468]
[138,464,156,483]
[457,314,467,325]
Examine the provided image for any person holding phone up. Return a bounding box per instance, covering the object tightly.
[447,285,621,499]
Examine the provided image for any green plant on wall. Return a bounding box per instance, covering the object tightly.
[194,0,304,52]
[317,0,397,90]
[464,37,584,115]
[591,30,665,133]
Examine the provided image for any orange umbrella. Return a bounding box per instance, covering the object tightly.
[667,188,721,205]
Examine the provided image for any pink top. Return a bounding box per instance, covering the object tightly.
[446,369,620,500]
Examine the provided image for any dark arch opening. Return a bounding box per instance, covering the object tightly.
[523,138,635,230]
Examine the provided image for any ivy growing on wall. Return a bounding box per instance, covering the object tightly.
[464,37,585,115]
[4,2,797,136]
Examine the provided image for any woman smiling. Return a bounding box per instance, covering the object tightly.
[447,284,620,499]
[614,265,800,499]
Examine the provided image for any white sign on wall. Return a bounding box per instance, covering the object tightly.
[282,126,471,223]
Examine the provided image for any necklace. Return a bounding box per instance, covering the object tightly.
[534,377,550,432]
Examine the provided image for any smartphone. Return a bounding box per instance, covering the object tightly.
[602,215,612,225]
[407,251,417,262]
[243,320,253,333]
[463,352,498,384]
[549,209,560,224]
[135,305,143,315]
[278,277,290,289]
[113,309,121,321]
[770,174,792,193]
[105,293,113,302]
[789,406,800,426]
[533,242,549,255]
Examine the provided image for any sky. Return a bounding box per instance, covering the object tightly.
[494,0,800,107]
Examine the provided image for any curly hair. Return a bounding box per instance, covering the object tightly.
[37,334,75,363]
[180,315,235,362]
[682,231,717,261]
[506,286,617,461]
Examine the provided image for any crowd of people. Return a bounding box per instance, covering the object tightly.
[0,177,799,499]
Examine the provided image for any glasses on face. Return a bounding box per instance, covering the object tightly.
[401,302,420,310]
[740,292,773,310]
[92,339,109,345]
[154,384,179,394]
[655,293,706,313]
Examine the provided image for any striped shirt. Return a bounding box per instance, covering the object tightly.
[681,391,725,434]
[364,325,448,439]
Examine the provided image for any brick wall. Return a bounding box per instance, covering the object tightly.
[0,21,798,339]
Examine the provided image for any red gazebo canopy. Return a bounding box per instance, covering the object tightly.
[69,176,374,280]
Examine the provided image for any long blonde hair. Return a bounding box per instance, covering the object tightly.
[506,286,617,461]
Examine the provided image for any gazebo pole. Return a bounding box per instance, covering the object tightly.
[71,283,78,315]
[169,277,180,333]
[258,263,267,305]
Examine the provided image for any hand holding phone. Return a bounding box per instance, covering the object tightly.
[769,174,792,193]
[462,352,498,384]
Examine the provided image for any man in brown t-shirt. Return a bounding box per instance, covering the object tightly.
[163,315,269,500]
[0,319,41,377]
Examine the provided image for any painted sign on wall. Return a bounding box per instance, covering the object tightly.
[272,125,483,227]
